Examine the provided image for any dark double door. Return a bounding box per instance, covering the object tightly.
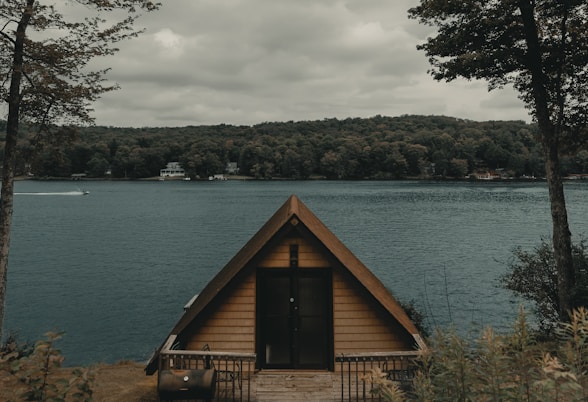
[257,269,332,369]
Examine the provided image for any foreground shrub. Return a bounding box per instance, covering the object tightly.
[0,331,94,401]
[362,367,406,402]
[369,307,588,401]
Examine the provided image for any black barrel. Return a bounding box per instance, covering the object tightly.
[158,369,217,400]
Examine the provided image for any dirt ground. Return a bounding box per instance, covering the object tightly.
[0,361,159,402]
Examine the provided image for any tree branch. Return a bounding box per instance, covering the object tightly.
[0,28,16,45]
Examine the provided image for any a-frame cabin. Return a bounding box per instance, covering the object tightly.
[146,195,424,399]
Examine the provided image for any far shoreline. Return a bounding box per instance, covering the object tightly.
[12,175,571,183]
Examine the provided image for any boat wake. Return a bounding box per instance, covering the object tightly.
[15,190,89,196]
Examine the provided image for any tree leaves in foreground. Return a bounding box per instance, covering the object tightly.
[409,0,588,321]
[0,0,160,337]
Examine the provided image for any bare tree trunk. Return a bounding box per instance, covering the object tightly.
[0,0,34,337]
[519,0,575,319]
[544,137,574,318]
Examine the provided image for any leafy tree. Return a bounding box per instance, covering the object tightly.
[31,146,71,177]
[409,0,588,319]
[571,149,588,173]
[110,144,133,178]
[501,239,588,336]
[87,154,110,177]
[320,150,343,179]
[400,142,426,176]
[449,158,469,178]
[383,144,408,178]
[279,148,302,179]
[0,0,159,336]
[68,144,93,175]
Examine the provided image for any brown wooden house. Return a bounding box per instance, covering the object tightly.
[146,195,424,400]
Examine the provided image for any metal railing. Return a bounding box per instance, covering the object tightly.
[336,351,421,401]
[159,336,257,401]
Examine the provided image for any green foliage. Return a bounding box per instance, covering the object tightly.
[0,331,94,402]
[373,307,588,401]
[501,239,588,336]
[1,1,161,129]
[0,333,33,361]
[408,1,588,145]
[5,115,564,180]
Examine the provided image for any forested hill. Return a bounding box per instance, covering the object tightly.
[4,114,588,180]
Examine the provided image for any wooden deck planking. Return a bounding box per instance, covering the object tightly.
[248,371,340,402]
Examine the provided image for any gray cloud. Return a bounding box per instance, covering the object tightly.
[74,0,532,127]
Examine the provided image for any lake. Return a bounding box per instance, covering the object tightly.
[4,179,588,367]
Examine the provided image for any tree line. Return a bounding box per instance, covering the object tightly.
[3,114,588,180]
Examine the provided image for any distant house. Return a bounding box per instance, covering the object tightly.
[208,174,227,181]
[71,173,86,180]
[160,162,185,177]
[473,171,502,180]
[146,195,424,400]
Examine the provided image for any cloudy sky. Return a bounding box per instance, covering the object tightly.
[79,0,531,127]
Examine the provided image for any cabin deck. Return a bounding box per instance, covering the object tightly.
[157,349,418,401]
[211,369,396,402]
[247,371,340,402]
[157,370,383,401]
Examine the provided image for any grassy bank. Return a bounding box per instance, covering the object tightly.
[0,361,158,402]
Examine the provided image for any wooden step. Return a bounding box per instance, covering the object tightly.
[251,371,338,401]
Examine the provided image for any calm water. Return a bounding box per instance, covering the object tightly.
[4,180,588,366]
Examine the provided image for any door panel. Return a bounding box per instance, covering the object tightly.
[258,269,331,369]
[260,275,292,366]
[264,317,291,365]
[298,316,328,366]
[298,277,327,315]
[297,276,328,367]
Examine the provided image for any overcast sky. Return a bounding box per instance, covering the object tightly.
[78,0,531,127]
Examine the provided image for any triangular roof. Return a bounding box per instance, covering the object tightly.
[146,194,424,374]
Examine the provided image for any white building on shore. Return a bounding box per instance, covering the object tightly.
[160,162,185,177]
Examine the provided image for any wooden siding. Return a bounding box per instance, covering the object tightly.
[333,270,414,354]
[181,234,414,361]
[183,271,256,352]
[147,195,422,376]
[257,235,330,268]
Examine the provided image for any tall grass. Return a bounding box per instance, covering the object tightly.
[367,307,588,401]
